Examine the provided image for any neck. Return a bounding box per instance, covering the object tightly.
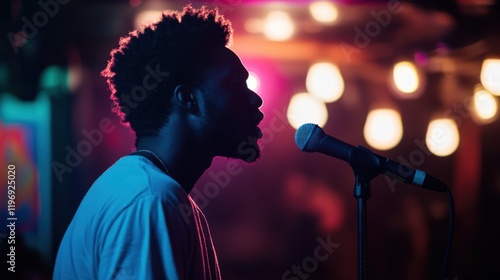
[136,136,213,193]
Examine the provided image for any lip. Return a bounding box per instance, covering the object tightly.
[253,111,264,139]
[256,126,263,139]
[254,111,264,125]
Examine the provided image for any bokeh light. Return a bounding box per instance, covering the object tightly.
[287,93,328,129]
[425,118,460,157]
[263,11,295,41]
[246,72,260,92]
[306,62,344,103]
[392,61,420,95]
[309,1,339,23]
[363,108,403,150]
[480,58,500,96]
[473,89,498,122]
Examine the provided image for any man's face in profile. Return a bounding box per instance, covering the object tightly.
[197,47,264,162]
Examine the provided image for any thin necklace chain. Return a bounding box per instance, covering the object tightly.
[136,149,169,174]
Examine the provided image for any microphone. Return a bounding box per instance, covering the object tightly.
[295,123,447,192]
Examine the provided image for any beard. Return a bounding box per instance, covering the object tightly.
[214,125,262,163]
[200,107,262,163]
[235,126,262,163]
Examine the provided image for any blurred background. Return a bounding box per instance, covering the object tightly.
[1,0,500,279]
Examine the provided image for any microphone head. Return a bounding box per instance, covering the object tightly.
[295,123,325,152]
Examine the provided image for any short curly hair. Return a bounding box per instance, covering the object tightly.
[101,5,233,142]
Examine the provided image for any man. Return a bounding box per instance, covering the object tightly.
[54,5,263,279]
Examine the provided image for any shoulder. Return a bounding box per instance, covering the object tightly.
[96,155,188,203]
[78,155,192,226]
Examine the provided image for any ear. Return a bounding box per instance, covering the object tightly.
[173,85,199,113]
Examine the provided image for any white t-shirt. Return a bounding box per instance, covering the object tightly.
[53,155,221,280]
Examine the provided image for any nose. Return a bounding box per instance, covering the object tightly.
[250,89,263,109]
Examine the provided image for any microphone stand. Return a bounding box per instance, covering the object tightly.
[349,147,380,280]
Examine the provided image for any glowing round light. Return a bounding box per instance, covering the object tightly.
[263,11,295,41]
[246,72,260,92]
[287,93,328,129]
[363,109,403,150]
[393,61,419,94]
[309,1,339,23]
[473,89,497,121]
[425,119,459,157]
[306,62,344,103]
[134,10,162,29]
[480,58,500,96]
